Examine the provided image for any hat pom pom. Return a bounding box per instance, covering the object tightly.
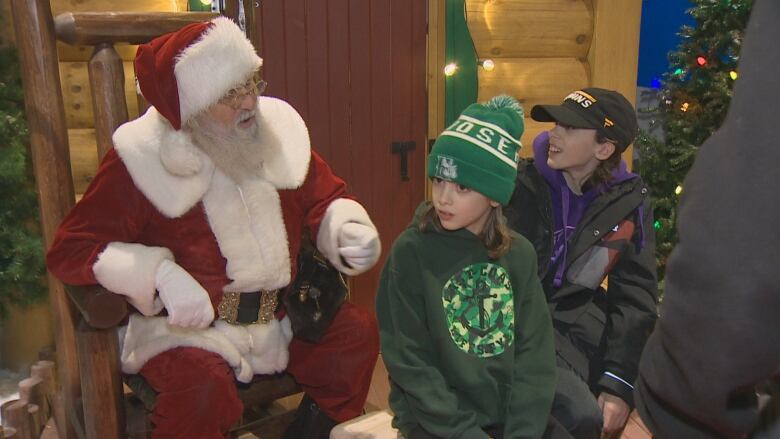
[485,94,524,118]
[159,129,203,176]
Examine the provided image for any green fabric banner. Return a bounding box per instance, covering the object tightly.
[444,0,478,127]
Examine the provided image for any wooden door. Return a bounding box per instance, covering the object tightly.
[254,0,428,312]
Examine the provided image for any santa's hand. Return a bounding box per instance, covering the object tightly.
[155,259,214,328]
[337,222,381,272]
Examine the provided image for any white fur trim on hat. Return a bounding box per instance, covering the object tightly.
[175,16,263,125]
[316,198,377,275]
[93,242,173,316]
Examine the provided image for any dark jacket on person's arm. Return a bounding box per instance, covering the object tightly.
[634,1,780,436]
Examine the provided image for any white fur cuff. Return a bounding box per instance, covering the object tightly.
[316,198,377,275]
[93,242,174,316]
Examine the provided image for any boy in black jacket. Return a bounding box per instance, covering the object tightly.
[505,89,658,438]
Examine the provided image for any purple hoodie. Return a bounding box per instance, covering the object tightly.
[532,131,638,288]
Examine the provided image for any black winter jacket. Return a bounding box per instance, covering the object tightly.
[505,159,658,406]
[635,1,780,436]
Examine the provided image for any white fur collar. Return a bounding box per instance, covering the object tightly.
[203,169,291,291]
[113,97,312,218]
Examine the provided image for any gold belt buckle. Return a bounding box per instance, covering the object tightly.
[217,290,278,325]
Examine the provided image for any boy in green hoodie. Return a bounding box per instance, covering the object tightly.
[376,96,556,439]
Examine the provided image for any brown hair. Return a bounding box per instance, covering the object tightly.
[583,133,622,189]
[418,201,512,259]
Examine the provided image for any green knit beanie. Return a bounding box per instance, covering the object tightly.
[428,95,524,205]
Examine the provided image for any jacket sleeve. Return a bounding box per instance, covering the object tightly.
[301,151,378,275]
[504,249,556,439]
[635,1,780,437]
[45,149,169,315]
[46,149,157,285]
[375,245,488,439]
[598,198,659,407]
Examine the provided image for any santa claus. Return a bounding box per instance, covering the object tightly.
[46,16,381,439]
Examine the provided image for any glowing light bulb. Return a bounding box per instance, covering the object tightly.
[675,185,683,195]
[654,220,662,231]
[730,70,738,80]
[697,56,707,66]
[674,68,684,76]
[200,0,211,5]
[443,63,458,76]
[480,59,495,71]
[680,102,690,112]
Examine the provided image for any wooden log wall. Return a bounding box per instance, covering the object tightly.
[52,0,187,197]
[467,0,642,158]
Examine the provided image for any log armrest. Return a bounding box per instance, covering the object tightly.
[65,284,128,329]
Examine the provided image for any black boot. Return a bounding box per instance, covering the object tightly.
[283,394,338,439]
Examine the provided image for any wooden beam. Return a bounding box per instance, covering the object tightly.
[54,12,217,45]
[428,0,445,140]
[51,0,188,16]
[88,44,129,160]
[65,285,128,330]
[586,0,640,99]
[9,1,81,437]
[76,321,125,439]
[587,0,641,161]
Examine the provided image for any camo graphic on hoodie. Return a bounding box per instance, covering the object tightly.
[442,263,514,357]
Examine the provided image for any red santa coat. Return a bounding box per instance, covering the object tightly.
[47,97,376,382]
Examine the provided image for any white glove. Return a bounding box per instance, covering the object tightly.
[155,259,214,328]
[337,222,381,272]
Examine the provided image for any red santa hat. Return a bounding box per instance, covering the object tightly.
[134,16,263,130]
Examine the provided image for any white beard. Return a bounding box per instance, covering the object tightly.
[187,110,266,184]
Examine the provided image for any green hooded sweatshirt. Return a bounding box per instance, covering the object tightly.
[376,202,556,439]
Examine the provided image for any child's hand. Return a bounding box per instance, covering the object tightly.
[598,392,630,436]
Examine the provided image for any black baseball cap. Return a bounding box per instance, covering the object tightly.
[530,88,639,151]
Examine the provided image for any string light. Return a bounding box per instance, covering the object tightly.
[730,70,739,80]
[696,56,707,66]
[680,102,690,112]
[651,78,661,89]
[443,63,458,77]
[674,68,684,76]
[675,185,683,195]
[654,220,662,231]
[479,59,495,72]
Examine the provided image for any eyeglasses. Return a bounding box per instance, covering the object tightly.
[218,74,267,108]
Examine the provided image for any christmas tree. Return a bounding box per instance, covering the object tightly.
[635,0,753,287]
[0,11,46,321]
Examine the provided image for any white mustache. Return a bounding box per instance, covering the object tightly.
[235,110,257,126]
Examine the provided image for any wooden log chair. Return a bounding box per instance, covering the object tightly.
[9,1,301,438]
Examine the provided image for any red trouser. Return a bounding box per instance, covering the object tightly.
[139,302,379,438]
